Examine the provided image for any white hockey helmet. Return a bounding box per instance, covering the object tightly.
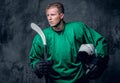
[79,44,95,55]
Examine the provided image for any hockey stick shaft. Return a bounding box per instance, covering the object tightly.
[31,23,47,61]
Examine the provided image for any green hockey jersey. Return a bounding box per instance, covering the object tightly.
[29,22,108,83]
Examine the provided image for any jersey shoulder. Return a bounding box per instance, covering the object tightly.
[65,21,85,32]
[66,21,85,27]
[43,27,53,34]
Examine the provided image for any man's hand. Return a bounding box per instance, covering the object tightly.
[34,60,52,78]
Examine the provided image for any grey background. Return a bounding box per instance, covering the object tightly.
[0,0,120,83]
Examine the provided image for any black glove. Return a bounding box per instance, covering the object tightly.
[34,60,52,78]
[85,63,98,79]
[85,56,109,79]
[77,51,93,64]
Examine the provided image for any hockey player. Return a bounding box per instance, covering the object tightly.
[29,2,109,83]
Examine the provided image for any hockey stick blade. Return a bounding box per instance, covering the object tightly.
[31,23,46,45]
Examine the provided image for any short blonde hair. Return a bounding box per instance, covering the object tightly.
[46,2,64,13]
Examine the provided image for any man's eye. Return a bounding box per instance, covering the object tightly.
[51,14,55,16]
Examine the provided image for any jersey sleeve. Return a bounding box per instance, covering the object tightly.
[83,23,108,58]
[75,22,108,58]
[29,34,44,69]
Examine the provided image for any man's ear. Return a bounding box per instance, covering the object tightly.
[60,13,64,19]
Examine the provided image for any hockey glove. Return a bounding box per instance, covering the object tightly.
[78,51,92,64]
[34,60,52,78]
[85,56,108,79]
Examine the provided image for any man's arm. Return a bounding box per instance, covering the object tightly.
[29,34,52,79]
[76,22,109,79]
[29,35,44,68]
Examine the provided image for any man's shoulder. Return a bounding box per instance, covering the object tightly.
[65,21,85,30]
[43,26,51,30]
[43,27,54,37]
[43,26,52,32]
[66,21,84,26]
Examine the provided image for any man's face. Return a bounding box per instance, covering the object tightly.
[46,7,64,27]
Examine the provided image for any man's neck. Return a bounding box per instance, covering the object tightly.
[53,21,64,32]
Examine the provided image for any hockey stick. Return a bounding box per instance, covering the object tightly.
[30,23,47,61]
[31,23,48,83]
